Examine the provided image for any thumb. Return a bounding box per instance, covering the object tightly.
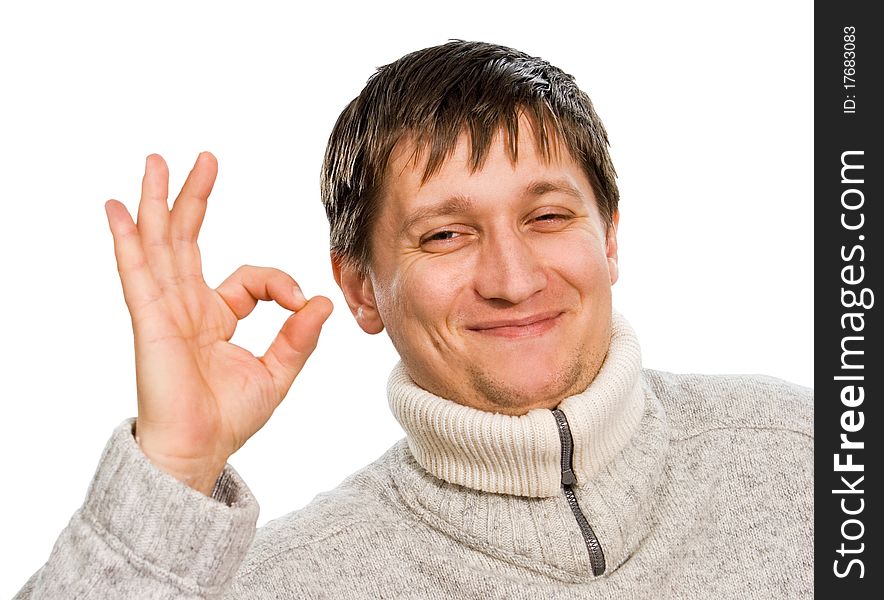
[261,296,334,398]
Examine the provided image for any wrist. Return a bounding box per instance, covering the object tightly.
[134,423,229,496]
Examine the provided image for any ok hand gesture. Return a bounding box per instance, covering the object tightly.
[104,153,333,495]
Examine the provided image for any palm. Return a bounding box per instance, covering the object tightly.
[105,153,333,492]
[133,279,274,460]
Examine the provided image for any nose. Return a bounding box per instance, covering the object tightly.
[473,228,547,304]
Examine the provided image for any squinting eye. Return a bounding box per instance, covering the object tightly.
[534,213,569,222]
[422,230,460,243]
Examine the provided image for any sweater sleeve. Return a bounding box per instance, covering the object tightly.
[13,418,260,599]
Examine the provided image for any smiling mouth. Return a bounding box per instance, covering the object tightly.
[468,311,565,339]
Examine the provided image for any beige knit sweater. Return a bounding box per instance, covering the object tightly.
[15,314,813,598]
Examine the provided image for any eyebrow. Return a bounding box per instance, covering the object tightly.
[524,178,584,200]
[399,195,475,237]
[398,178,585,237]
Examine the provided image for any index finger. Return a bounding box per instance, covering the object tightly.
[215,265,308,321]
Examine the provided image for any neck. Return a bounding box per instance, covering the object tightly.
[387,311,644,497]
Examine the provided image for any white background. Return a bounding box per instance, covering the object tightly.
[0,0,812,594]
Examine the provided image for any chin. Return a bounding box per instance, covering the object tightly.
[465,353,588,413]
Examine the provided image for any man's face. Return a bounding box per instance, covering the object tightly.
[357,115,619,415]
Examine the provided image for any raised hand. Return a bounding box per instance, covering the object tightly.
[104,152,333,495]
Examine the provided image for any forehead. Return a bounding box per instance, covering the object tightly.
[380,114,589,209]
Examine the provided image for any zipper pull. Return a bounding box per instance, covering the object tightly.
[552,408,577,485]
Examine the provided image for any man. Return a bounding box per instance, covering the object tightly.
[16,41,812,598]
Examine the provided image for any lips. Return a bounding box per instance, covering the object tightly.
[467,311,565,338]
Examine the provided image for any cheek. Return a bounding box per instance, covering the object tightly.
[408,258,463,312]
[388,257,472,336]
[542,233,611,288]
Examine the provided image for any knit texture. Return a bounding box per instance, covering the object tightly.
[15,314,813,599]
[388,312,645,498]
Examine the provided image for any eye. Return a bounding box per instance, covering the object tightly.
[532,212,572,226]
[421,230,461,244]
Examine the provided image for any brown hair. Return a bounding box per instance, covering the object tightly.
[320,40,619,275]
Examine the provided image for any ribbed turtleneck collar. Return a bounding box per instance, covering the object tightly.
[387,312,645,498]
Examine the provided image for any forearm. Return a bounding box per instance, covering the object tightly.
[14,419,259,599]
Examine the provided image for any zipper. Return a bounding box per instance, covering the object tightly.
[551,408,606,577]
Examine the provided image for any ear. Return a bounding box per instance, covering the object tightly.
[331,253,385,334]
[606,210,620,285]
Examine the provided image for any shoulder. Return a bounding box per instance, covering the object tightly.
[642,368,813,440]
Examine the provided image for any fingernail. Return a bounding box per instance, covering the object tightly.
[293,285,306,305]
